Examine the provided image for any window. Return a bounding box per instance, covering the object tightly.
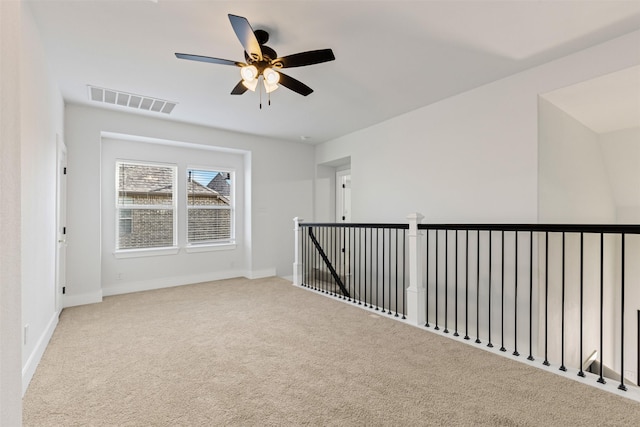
[116,161,177,250]
[187,168,233,245]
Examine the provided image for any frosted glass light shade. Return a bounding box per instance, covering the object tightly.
[263,67,280,85]
[242,78,258,91]
[264,80,278,93]
[240,65,258,82]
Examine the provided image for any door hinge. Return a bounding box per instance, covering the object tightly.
[63,167,67,175]
[62,286,66,295]
[342,184,345,188]
[342,216,346,221]
[63,227,66,235]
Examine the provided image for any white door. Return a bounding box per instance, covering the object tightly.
[335,170,352,288]
[336,170,351,222]
[55,136,67,312]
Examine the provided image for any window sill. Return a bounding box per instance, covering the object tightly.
[185,242,236,253]
[114,246,180,259]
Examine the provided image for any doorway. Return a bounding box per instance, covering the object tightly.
[336,169,351,223]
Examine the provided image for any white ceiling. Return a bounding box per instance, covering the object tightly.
[26,0,640,144]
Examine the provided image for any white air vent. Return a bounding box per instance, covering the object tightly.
[87,85,177,115]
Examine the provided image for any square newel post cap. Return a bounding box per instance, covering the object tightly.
[406,212,424,223]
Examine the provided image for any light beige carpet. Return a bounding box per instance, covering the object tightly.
[23,276,640,426]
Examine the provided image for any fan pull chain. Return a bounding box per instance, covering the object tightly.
[259,81,262,109]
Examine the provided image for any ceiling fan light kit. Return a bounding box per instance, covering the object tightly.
[175,13,335,108]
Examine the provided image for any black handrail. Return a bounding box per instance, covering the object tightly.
[418,223,640,234]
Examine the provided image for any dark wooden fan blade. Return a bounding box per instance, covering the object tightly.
[278,72,313,96]
[175,53,242,67]
[228,14,263,61]
[231,80,248,95]
[273,49,335,68]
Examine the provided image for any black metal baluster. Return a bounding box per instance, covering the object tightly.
[500,230,506,352]
[319,227,324,293]
[528,232,534,361]
[314,227,318,291]
[331,226,334,295]
[331,226,340,297]
[395,228,399,317]
[598,233,605,384]
[337,226,342,298]
[435,230,440,330]
[348,227,353,300]
[358,227,362,303]
[309,227,314,290]
[426,229,429,326]
[465,230,469,340]
[454,230,459,337]
[301,226,306,287]
[513,231,519,357]
[358,228,367,307]
[326,227,330,294]
[444,230,449,333]
[560,232,566,371]
[382,228,387,313]
[388,228,392,316]
[402,229,406,319]
[543,232,549,366]
[578,233,585,378]
[619,233,627,391]
[476,230,481,344]
[376,229,379,311]
[343,226,348,299]
[324,226,328,294]
[369,228,373,308]
[488,231,493,348]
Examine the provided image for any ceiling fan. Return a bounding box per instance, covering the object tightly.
[175,14,335,104]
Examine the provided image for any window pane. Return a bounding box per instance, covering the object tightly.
[187,169,233,243]
[118,163,174,206]
[118,209,174,249]
[116,161,176,250]
[188,208,231,242]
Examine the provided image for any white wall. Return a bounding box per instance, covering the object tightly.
[0,1,23,424]
[64,104,314,306]
[100,137,247,295]
[19,2,65,396]
[314,30,640,367]
[538,96,617,371]
[315,30,640,224]
[538,98,616,223]
[600,127,640,218]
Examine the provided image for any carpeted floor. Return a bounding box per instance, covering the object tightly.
[23,276,640,426]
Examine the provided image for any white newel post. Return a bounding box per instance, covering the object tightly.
[293,217,303,286]
[406,212,425,325]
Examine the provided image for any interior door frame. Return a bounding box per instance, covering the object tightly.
[335,169,351,223]
[55,135,67,313]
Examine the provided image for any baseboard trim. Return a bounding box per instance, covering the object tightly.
[102,270,247,297]
[244,268,277,280]
[281,274,294,283]
[22,311,59,396]
[63,290,103,308]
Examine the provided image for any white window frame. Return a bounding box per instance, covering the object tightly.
[185,166,235,251]
[114,160,178,256]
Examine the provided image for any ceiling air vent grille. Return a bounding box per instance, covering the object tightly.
[87,85,177,115]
